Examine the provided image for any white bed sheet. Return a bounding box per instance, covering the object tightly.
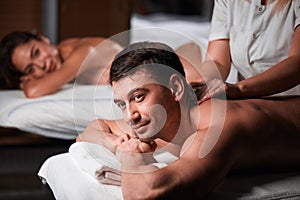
[0,84,122,139]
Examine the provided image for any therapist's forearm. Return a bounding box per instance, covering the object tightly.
[237,56,300,97]
[199,60,230,81]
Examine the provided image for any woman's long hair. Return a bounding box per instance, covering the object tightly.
[0,31,40,89]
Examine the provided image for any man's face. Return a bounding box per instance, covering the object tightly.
[112,69,180,142]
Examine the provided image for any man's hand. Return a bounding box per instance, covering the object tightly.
[117,138,157,153]
[104,133,131,154]
[116,139,157,172]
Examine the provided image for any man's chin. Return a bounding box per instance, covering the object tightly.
[138,135,156,143]
[135,128,159,143]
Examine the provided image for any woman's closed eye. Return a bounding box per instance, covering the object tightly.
[32,48,40,58]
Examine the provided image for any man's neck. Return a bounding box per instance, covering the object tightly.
[170,104,199,147]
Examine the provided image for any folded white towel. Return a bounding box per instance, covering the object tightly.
[38,153,123,200]
[69,142,179,186]
[69,142,122,186]
[96,166,122,186]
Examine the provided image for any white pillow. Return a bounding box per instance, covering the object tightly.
[0,84,122,139]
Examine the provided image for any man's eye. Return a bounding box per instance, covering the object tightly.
[117,102,126,110]
[134,94,144,102]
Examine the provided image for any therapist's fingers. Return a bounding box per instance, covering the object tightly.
[192,79,226,103]
[190,81,208,101]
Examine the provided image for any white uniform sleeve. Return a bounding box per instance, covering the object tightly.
[294,0,300,29]
[209,0,230,41]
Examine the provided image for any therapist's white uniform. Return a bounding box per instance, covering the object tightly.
[209,0,300,96]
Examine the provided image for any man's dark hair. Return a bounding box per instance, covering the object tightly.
[109,41,186,85]
[0,31,40,89]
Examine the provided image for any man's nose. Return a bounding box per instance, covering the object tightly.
[126,104,141,125]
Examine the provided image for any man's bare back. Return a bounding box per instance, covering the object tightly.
[193,96,300,172]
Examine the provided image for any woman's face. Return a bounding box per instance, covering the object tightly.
[11,39,62,78]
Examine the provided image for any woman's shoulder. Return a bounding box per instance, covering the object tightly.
[58,37,106,47]
[58,38,81,47]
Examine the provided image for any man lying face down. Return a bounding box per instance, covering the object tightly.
[78,41,300,199]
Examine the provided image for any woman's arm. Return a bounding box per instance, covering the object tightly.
[204,39,232,81]
[198,26,300,100]
[191,39,232,103]
[232,26,300,98]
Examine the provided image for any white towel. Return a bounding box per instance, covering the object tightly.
[69,142,122,186]
[95,166,122,186]
[38,153,123,200]
[69,142,179,186]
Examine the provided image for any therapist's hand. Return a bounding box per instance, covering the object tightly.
[190,78,226,104]
[191,80,245,102]
[225,83,243,99]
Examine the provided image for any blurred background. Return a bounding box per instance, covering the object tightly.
[0,0,213,199]
[0,0,213,45]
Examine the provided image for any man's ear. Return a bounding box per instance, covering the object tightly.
[38,35,51,44]
[169,74,184,101]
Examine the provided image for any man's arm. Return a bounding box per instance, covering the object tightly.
[76,119,113,145]
[118,130,235,200]
[77,119,137,153]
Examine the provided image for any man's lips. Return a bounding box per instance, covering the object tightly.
[131,121,150,133]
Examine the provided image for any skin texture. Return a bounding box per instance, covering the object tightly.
[78,68,300,199]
